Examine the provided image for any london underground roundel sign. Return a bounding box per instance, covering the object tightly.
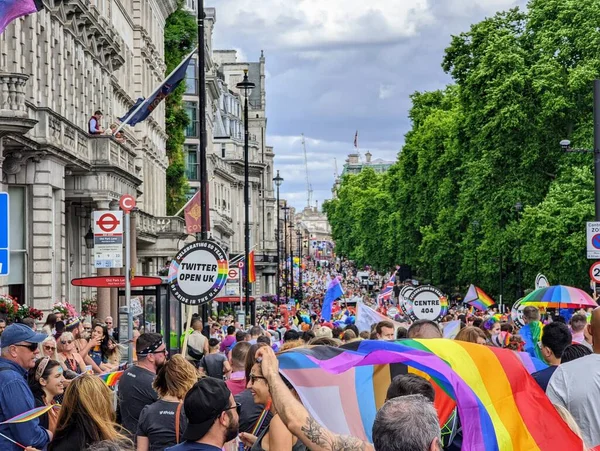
[168,240,228,305]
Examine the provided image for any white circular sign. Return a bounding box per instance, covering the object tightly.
[590,263,600,284]
[535,273,550,290]
[407,286,448,322]
[511,299,526,329]
[168,240,228,305]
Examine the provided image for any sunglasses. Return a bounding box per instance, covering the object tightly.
[60,340,73,345]
[152,349,167,355]
[249,373,267,384]
[43,346,56,351]
[14,343,39,352]
[223,402,241,415]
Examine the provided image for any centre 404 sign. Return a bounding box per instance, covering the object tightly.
[168,240,228,305]
[406,285,448,322]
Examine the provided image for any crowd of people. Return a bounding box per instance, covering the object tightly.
[1,260,600,450]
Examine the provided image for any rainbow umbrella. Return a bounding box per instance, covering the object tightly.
[520,285,597,309]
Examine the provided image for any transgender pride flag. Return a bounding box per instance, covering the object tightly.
[0,0,43,34]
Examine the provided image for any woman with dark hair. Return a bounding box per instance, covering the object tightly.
[53,321,65,341]
[42,314,58,336]
[49,374,131,450]
[88,324,118,372]
[28,357,64,433]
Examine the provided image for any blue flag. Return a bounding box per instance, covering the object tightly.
[119,51,195,127]
[321,277,344,321]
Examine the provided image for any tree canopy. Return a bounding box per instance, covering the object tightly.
[325,0,600,304]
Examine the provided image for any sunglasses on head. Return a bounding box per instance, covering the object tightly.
[14,342,39,352]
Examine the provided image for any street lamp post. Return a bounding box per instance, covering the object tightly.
[289,222,294,300]
[472,220,480,285]
[515,202,523,299]
[273,171,283,302]
[296,229,303,302]
[236,70,255,318]
[282,205,290,300]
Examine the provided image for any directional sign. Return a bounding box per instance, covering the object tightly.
[590,262,600,284]
[93,211,123,268]
[119,194,136,212]
[71,276,162,288]
[587,222,600,259]
[0,193,8,276]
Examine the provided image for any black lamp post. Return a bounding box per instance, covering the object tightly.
[515,202,523,299]
[273,171,283,302]
[237,70,255,318]
[282,205,290,300]
[296,228,303,301]
[472,220,480,285]
[289,221,294,300]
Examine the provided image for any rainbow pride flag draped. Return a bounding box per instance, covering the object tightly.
[0,0,43,34]
[464,284,495,311]
[0,405,59,424]
[278,339,581,451]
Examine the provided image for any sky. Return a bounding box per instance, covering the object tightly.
[205,0,527,211]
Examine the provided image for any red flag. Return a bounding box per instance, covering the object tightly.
[248,251,256,283]
[184,191,201,234]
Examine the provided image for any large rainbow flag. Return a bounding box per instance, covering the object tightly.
[0,0,43,34]
[278,339,581,451]
[464,284,495,311]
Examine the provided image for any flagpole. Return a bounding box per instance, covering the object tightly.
[114,47,198,136]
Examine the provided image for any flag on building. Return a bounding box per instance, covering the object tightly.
[353,130,358,148]
[184,191,201,234]
[321,276,344,321]
[119,50,195,127]
[248,250,256,283]
[0,0,43,34]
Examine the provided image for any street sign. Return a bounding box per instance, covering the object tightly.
[228,268,239,280]
[535,273,550,290]
[0,193,8,276]
[130,297,143,317]
[587,222,600,259]
[93,211,123,268]
[406,285,448,322]
[168,240,229,305]
[119,194,136,212]
[590,262,600,284]
[238,261,244,269]
[71,276,163,288]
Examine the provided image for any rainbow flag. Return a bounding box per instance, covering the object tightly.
[464,284,495,311]
[278,340,582,450]
[0,0,43,34]
[0,404,59,424]
[248,250,256,283]
[99,370,124,387]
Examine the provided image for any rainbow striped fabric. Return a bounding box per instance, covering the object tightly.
[0,0,43,34]
[464,284,495,311]
[0,404,59,424]
[99,370,124,387]
[278,339,581,450]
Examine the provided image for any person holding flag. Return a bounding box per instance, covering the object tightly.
[321,276,344,321]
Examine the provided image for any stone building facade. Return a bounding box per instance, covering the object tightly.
[182,6,278,297]
[0,0,185,319]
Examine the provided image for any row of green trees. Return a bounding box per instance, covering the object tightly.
[324,0,600,303]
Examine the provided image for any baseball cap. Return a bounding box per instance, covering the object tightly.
[1,323,47,348]
[182,378,232,441]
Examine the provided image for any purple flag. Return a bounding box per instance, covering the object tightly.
[0,0,43,34]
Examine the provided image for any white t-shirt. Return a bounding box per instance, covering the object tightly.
[547,353,600,447]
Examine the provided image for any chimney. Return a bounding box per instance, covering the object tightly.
[365,151,372,163]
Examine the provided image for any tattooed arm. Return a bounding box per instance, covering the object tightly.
[256,347,373,451]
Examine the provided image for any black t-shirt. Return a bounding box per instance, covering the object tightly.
[532,365,558,392]
[235,389,272,437]
[118,365,159,437]
[199,354,226,380]
[137,399,187,451]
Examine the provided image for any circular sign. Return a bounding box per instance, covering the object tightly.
[590,262,600,284]
[228,269,239,279]
[120,194,136,212]
[511,299,526,329]
[535,273,549,290]
[167,240,228,305]
[238,261,244,269]
[407,286,448,322]
[399,285,415,300]
[593,234,600,249]
[96,213,120,233]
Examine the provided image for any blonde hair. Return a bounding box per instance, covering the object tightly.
[39,336,59,361]
[54,374,130,446]
[57,332,75,353]
[315,327,333,339]
[553,404,586,450]
[153,354,198,399]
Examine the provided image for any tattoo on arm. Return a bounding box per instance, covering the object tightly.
[300,417,368,451]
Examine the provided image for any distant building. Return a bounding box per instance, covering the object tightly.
[332,151,395,197]
[295,206,333,260]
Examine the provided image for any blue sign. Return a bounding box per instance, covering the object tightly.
[593,233,600,250]
[0,193,8,276]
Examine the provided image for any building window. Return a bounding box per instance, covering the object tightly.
[185,59,196,94]
[221,143,226,158]
[8,186,26,302]
[185,101,197,137]
[186,187,198,201]
[185,145,198,180]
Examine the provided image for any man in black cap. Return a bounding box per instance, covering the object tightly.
[0,323,52,450]
[166,377,240,450]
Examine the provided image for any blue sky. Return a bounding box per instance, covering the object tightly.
[206,0,527,211]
